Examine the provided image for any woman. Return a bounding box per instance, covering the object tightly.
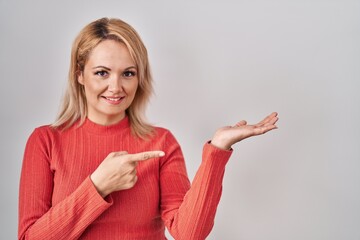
[18,18,278,240]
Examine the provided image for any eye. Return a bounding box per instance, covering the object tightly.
[123,70,136,78]
[95,70,108,77]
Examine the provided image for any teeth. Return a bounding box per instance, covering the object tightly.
[106,97,121,101]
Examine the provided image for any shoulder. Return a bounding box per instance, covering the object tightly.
[27,123,72,147]
[150,126,182,149]
[153,126,177,141]
[25,123,80,156]
[25,125,57,146]
[31,124,61,139]
[153,126,171,136]
[23,125,58,157]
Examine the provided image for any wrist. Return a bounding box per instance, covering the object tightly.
[90,173,110,198]
[210,139,231,150]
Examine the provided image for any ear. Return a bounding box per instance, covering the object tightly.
[77,71,84,85]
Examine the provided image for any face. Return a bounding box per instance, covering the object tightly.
[78,40,138,125]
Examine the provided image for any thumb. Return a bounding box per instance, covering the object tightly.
[235,120,247,127]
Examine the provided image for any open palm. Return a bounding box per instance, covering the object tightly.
[211,112,279,150]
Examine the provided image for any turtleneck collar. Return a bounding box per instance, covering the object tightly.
[80,116,130,135]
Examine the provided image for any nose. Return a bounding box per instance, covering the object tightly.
[108,76,123,93]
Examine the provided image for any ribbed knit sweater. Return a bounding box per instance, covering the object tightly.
[18,117,232,240]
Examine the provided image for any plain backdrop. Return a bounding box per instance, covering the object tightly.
[1,0,359,239]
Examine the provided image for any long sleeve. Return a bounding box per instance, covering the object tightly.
[160,132,232,240]
[18,128,112,240]
[19,119,232,239]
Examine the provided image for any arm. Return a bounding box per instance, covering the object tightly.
[161,112,279,239]
[160,132,231,240]
[18,128,113,240]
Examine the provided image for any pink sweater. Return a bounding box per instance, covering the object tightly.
[19,117,232,239]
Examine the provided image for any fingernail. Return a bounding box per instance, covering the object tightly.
[159,152,165,157]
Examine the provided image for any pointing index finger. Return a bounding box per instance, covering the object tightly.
[128,151,165,162]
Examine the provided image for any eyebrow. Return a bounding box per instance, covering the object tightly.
[92,66,111,70]
[92,66,137,71]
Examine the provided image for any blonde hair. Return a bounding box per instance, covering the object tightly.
[52,18,154,138]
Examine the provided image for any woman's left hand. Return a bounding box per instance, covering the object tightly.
[210,112,279,150]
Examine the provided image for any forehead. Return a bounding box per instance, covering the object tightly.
[86,39,135,68]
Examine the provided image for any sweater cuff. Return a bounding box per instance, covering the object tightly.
[207,140,233,152]
[203,141,233,167]
[84,176,114,206]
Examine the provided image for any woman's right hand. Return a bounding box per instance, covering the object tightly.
[90,150,165,198]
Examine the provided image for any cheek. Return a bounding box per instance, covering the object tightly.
[84,80,107,97]
[132,83,139,95]
[125,80,139,95]
[83,85,95,100]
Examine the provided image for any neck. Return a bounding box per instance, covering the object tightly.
[86,113,126,126]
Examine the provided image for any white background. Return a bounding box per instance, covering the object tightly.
[1,0,359,239]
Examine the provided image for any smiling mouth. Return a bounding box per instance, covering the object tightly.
[102,96,125,104]
[104,97,124,101]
